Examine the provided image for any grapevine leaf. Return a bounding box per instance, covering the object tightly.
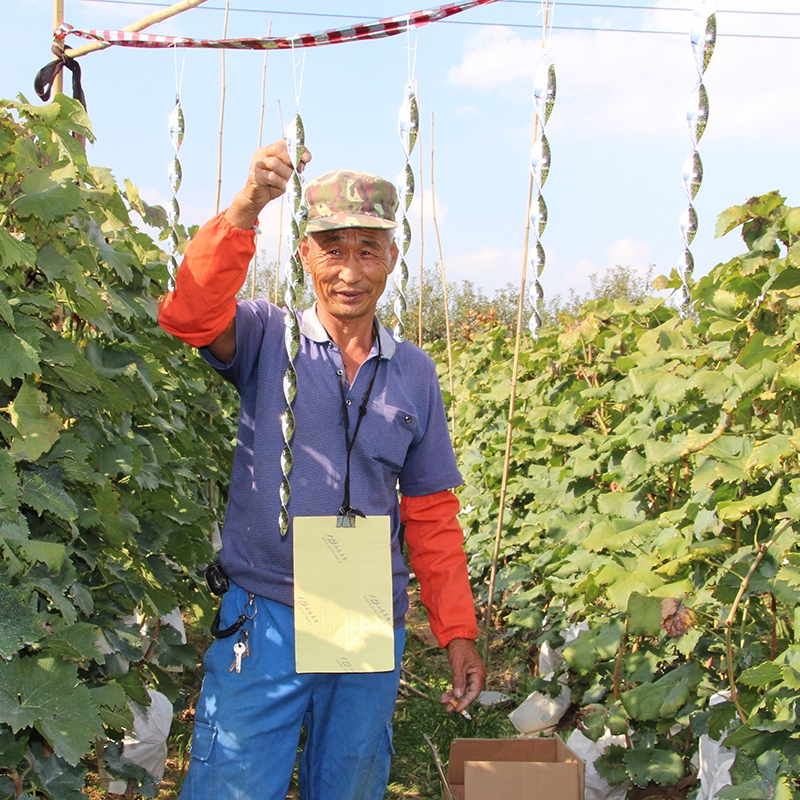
[13,164,83,222]
[30,744,86,800]
[562,621,625,674]
[627,592,663,636]
[594,744,629,787]
[621,662,703,721]
[0,226,37,270]
[40,623,102,662]
[19,469,78,522]
[0,327,40,384]
[623,747,685,788]
[14,540,67,572]
[101,740,161,798]
[8,382,62,462]
[740,663,784,688]
[89,684,132,731]
[0,656,103,765]
[0,587,44,659]
[0,449,20,511]
[0,724,28,769]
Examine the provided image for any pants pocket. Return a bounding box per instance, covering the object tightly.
[189,720,217,762]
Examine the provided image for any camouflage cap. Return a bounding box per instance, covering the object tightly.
[304,169,399,233]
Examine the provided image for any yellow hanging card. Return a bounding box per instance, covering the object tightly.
[293,516,395,673]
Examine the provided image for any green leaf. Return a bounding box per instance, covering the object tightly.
[740,663,784,688]
[0,656,103,765]
[0,327,40,384]
[40,623,102,662]
[738,332,784,370]
[14,540,67,572]
[594,744,629,787]
[7,381,62,461]
[19,468,78,522]
[0,227,37,269]
[716,204,747,238]
[624,747,685,788]
[0,725,28,769]
[30,745,87,800]
[90,683,133,731]
[562,621,625,674]
[627,592,663,636]
[86,217,134,282]
[621,662,703,721]
[13,162,83,222]
[0,587,44,659]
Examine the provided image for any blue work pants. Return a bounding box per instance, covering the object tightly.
[179,584,404,800]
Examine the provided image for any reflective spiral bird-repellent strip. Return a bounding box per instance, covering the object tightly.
[528,46,556,338]
[678,0,716,313]
[394,77,419,342]
[278,109,307,536]
[166,93,184,291]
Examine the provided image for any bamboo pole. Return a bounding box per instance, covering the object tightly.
[65,0,208,59]
[482,0,552,667]
[429,113,455,431]
[53,0,65,94]
[274,100,285,305]
[214,0,231,215]
[251,24,272,301]
[418,111,425,348]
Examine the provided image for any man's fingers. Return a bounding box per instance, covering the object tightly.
[443,639,487,713]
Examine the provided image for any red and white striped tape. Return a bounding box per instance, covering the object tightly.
[59,0,500,50]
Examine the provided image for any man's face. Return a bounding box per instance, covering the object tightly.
[299,228,398,327]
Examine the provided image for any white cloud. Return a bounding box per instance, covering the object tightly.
[447,6,800,139]
[545,238,657,300]
[445,246,522,290]
[448,28,537,90]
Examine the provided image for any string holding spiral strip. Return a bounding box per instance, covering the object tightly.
[528,47,555,340]
[167,94,185,291]
[394,79,419,343]
[278,111,307,537]
[678,0,716,313]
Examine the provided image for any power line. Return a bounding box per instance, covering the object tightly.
[505,1,800,15]
[73,0,800,17]
[70,0,800,40]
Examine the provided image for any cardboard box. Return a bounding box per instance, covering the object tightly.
[444,736,584,800]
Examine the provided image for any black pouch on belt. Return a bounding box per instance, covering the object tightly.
[205,560,229,596]
[205,561,251,639]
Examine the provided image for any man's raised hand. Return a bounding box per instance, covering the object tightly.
[226,140,312,230]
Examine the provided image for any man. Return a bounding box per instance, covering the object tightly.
[159,140,485,800]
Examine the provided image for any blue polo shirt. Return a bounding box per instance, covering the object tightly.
[202,300,462,626]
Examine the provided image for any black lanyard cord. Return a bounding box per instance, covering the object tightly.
[338,328,382,519]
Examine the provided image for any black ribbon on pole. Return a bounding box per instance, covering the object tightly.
[34,43,88,110]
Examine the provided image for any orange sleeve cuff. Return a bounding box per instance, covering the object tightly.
[401,490,478,649]
[158,212,257,348]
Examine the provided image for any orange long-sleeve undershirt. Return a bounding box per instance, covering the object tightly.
[402,490,478,648]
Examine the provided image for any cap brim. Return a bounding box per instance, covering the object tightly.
[305,213,398,233]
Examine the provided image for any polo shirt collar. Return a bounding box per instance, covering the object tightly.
[299,303,396,359]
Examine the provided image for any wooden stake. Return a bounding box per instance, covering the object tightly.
[214,0,230,216]
[274,100,285,305]
[53,0,65,95]
[251,23,272,302]
[482,0,552,667]
[417,106,425,348]
[65,0,209,60]
[430,113,455,432]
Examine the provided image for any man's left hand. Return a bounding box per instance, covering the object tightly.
[441,638,486,714]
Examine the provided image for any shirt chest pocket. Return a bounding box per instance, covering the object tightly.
[369,406,418,472]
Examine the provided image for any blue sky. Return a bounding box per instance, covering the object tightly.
[3,0,800,304]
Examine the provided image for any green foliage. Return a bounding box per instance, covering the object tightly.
[449,193,800,794]
[0,96,237,796]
